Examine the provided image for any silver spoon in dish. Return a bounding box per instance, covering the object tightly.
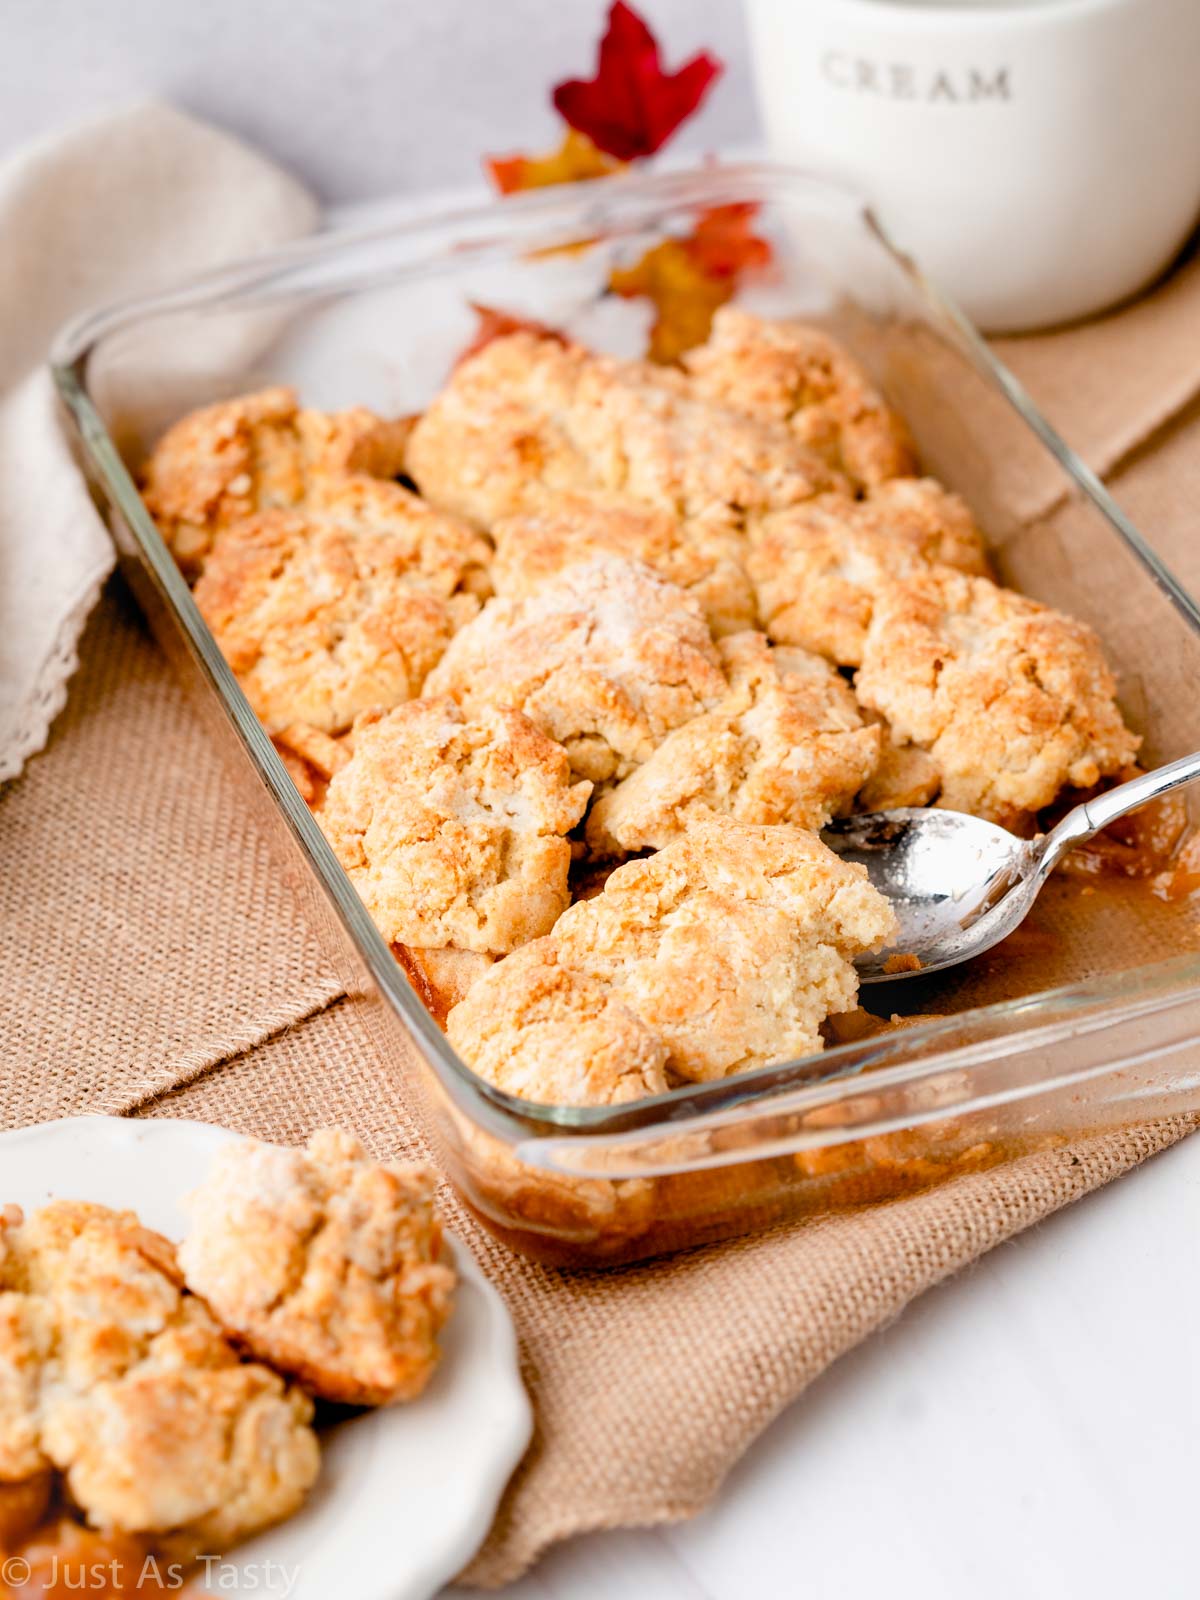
[822,750,1200,984]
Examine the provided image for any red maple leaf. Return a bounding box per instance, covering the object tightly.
[552,2,723,163]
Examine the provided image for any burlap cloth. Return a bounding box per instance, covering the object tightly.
[3,240,1200,1585]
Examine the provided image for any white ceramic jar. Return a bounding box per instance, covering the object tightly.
[745,0,1200,331]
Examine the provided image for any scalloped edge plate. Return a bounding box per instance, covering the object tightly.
[0,1116,531,1600]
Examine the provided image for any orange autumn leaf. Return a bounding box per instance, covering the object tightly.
[609,203,772,364]
[485,128,625,195]
[684,202,773,280]
[609,238,729,364]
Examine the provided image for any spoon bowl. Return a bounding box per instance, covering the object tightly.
[822,750,1200,983]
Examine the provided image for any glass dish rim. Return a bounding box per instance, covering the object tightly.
[49,157,1200,1145]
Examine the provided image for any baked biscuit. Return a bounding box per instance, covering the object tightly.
[406,332,846,532]
[141,386,414,577]
[194,496,489,735]
[0,1202,318,1550]
[586,632,881,855]
[684,307,916,489]
[748,480,990,665]
[856,711,942,812]
[424,556,729,784]
[490,493,756,637]
[446,944,671,1107]
[448,819,897,1096]
[320,699,590,957]
[854,569,1140,821]
[179,1129,456,1408]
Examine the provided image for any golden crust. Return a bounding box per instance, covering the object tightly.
[424,556,729,784]
[854,569,1140,821]
[320,699,590,954]
[490,492,756,637]
[193,499,489,735]
[179,1129,456,1408]
[857,711,942,811]
[406,332,846,533]
[0,1202,318,1547]
[448,819,897,1098]
[140,387,414,578]
[684,307,916,489]
[747,480,990,665]
[586,632,881,855]
[447,944,671,1107]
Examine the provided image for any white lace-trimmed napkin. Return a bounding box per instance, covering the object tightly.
[0,101,317,782]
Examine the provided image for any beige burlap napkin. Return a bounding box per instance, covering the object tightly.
[0,101,316,783]
[3,138,1200,1583]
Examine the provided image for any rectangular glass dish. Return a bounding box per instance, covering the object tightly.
[52,162,1200,1266]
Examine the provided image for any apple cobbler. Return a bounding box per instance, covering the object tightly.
[0,1133,455,1588]
[140,311,1142,1103]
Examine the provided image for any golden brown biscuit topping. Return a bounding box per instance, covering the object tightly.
[854,569,1140,822]
[684,307,916,489]
[0,1202,318,1550]
[586,631,881,855]
[179,1129,456,1408]
[447,943,671,1107]
[140,386,414,577]
[748,479,990,665]
[320,698,590,953]
[449,819,897,1096]
[406,331,846,533]
[193,497,488,735]
[424,555,729,784]
[490,492,756,637]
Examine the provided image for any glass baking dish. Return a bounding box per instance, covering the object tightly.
[51,162,1200,1266]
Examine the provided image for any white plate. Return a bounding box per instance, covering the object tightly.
[0,1116,531,1600]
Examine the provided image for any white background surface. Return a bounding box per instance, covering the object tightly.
[448,1132,1200,1600]
[6,4,1198,1596]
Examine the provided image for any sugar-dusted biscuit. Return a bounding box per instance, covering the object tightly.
[854,569,1140,821]
[0,1202,318,1550]
[748,479,990,665]
[141,386,414,577]
[193,494,490,734]
[586,631,880,854]
[490,493,756,637]
[448,819,897,1099]
[683,307,916,489]
[180,1129,456,1407]
[406,332,846,533]
[446,944,670,1107]
[424,556,729,784]
[856,711,942,812]
[320,699,590,957]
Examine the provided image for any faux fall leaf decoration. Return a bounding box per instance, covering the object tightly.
[610,203,772,363]
[483,3,720,194]
[485,129,622,196]
[552,1,722,162]
[479,3,765,363]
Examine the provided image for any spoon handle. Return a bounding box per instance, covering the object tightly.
[1039,748,1200,873]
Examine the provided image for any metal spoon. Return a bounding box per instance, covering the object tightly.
[822,751,1200,984]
